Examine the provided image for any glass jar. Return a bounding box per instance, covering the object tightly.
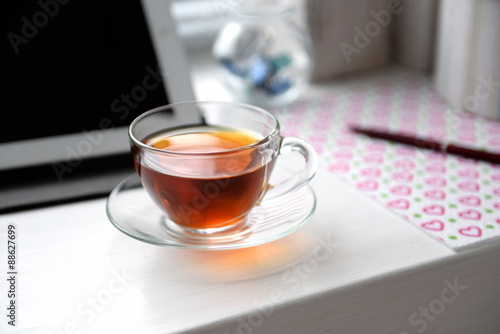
[212,0,312,107]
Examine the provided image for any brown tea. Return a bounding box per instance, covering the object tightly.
[134,126,276,230]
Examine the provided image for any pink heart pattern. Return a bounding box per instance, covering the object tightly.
[421,220,445,231]
[270,70,500,250]
[425,164,446,174]
[423,189,446,201]
[457,181,480,192]
[360,167,382,178]
[458,196,481,207]
[459,226,482,238]
[424,177,447,188]
[423,205,445,216]
[457,168,479,179]
[392,171,414,183]
[387,198,410,210]
[390,185,412,196]
[356,180,379,192]
[458,209,482,220]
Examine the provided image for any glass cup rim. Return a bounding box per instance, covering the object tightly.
[128,100,281,156]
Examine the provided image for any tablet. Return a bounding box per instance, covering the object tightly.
[0,0,195,171]
[0,0,196,211]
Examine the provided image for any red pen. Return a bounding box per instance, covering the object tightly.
[350,125,500,165]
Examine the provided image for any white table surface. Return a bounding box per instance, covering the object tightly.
[2,166,500,334]
[1,57,500,334]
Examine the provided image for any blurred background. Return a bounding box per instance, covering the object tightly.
[171,0,500,118]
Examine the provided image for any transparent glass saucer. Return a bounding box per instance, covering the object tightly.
[106,167,316,250]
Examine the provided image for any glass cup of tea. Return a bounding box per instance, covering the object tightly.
[129,101,317,236]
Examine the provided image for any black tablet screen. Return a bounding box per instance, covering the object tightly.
[0,0,169,143]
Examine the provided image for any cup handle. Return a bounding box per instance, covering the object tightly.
[263,137,318,200]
